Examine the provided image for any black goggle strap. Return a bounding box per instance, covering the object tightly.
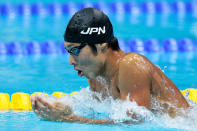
[78,43,87,49]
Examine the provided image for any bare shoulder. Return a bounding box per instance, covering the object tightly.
[118,52,153,90]
[120,53,151,65]
[119,53,153,74]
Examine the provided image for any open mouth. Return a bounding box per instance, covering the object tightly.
[77,70,84,77]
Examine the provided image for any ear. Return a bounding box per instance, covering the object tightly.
[96,43,108,53]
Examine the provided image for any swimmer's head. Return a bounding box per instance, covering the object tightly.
[64,8,119,53]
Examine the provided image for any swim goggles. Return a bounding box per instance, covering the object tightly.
[65,43,87,56]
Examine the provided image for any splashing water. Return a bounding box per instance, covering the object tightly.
[42,87,197,130]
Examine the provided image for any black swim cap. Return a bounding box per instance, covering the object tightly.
[64,8,114,44]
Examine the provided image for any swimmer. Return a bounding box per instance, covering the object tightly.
[31,8,189,124]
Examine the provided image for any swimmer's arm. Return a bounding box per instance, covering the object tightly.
[61,115,142,124]
[31,95,113,124]
[60,115,113,124]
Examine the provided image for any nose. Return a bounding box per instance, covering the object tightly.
[69,55,77,65]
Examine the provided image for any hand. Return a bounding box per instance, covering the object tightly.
[31,95,73,121]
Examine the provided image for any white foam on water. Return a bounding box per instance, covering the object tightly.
[41,87,197,130]
[158,97,197,130]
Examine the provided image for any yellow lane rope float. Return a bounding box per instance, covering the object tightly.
[0,89,196,111]
[181,88,197,103]
[0,91,78,111]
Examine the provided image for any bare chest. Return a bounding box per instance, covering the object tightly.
[89,76,121,99]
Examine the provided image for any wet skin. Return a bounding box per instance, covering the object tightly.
[31,42,189,123]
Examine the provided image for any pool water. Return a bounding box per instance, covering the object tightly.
[1,0,197,130]
[0,112,184,131]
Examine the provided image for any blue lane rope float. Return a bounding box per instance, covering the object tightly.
[144,39,161,52]
[0,42,7,55]
[172,1,186,13]
[26,41,42,55]
[129,39,145,52]
[155,1,171,14]
[1,2,197,16]
[163,39,179,52]
[141,2,156,14]
[18,3,31,15]
[179,38,195,52]
[42,41,60,54]
[7,42,24,55]
[0,89,196,111]
[0,39,196,55]
[60,42,67,54]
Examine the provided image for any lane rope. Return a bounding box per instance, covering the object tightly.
[0,92,77,111]
[0,38,196,55]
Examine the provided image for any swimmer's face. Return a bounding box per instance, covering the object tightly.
[64,42,104,79]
